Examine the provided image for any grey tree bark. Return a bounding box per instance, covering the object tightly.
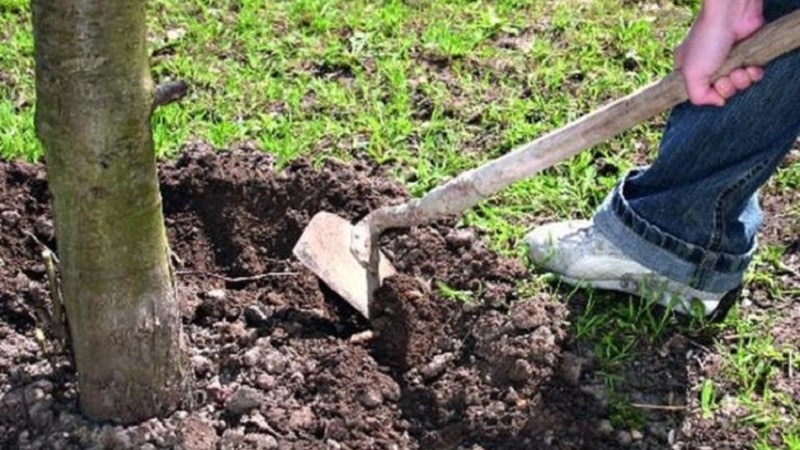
[31,0,189,423]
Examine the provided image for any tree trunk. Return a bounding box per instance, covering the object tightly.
[31,0,189,423]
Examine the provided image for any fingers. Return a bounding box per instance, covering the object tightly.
[682,66,724,106]
[711,65,763,103]
[687,81,726,107]
[745,65,764,82]
[684,65,764,107]
[713,76,736,100]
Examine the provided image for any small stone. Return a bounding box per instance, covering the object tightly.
[263,351,287,375]
[34,217,54,240]
[381,382,401,403]
[445,229,476,248]
[263,435,280,449]
[24,382,49,403]
[507,358,532,382]
[264,292,285,307]
[247,412,275,433]
[503,388,519,405]
[226,386,263,415]
[153,427,179,448]
[420,353,455,380]
[616,430,633,446]
[348,330,374,344]
[244,305,269,326]
[1,210,20,226]
[631,429,644,440]
[464,390,481,406]
[242,347,262,367]
[165,27,186,41]
[206,289,226,300]
[220,428,245,447]
[270,327,288,340]
[191,355,214,376]
[326,439,342,450]
[288,406,315,430]
[256,374,276,390]
[139,417,166,442]
[357,388,383,409]
[289,371,305,384]
[596,419,614,436]
[206,377,226,402]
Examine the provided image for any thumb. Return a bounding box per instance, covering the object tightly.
[684,71,726,106]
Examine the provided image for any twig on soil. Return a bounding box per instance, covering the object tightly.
[719,333,758,342]
[175,270,297,283]
[631,403,687,411]
[775,261,800,278]
[252,417,281,438]
[348,330,374,344]
[22,229,51,252]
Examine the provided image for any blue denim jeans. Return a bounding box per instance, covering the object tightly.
[594,0,800,294]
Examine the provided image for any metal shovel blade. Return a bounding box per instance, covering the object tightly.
[292,211,397,318]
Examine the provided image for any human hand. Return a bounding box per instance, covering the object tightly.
[674,0,765,106]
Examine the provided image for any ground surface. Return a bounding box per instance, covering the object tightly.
[2,144,798,449]
[4,0,800,448]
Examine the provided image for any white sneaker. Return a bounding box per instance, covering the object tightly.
[524,220,727,317]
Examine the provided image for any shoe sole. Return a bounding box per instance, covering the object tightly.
[557,275,720,317]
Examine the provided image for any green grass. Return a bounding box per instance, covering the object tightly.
[3,0,799,446]
[716,313,800,447]
[436,281,476,304]
[0,0,36,160]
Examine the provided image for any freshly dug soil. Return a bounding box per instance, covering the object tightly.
[1,143,793,450]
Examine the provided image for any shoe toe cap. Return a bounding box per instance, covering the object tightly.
[523,220,592,268]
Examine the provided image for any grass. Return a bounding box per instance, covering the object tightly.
[436,281,476,304]
[718,313,800,447]
[3,0,799,447]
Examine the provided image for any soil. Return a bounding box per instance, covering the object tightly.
[1,143,798,450]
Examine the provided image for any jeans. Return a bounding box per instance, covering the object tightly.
[594,0,800,294]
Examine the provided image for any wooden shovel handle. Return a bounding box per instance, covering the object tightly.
[358,9,800,235]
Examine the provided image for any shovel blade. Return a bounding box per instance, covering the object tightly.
[292,211,396,318]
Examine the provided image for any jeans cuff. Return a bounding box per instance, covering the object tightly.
[593,171,754,293]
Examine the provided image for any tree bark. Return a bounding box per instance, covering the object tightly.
[32,0,189,423]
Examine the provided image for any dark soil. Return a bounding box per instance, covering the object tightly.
[1,144,798,449]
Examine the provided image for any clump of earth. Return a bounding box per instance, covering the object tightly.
[2,143,784,449]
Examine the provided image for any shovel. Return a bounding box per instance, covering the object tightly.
[293,10,800,319]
